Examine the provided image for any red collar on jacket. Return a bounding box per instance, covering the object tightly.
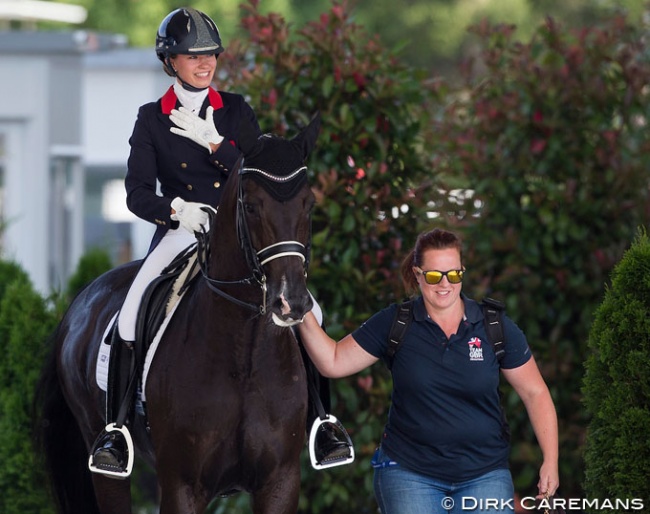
[160,86,224,114]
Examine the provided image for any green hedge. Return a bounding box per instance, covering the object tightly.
[0,248,113,514]
[0,265,57,514]
[582,229,650,513]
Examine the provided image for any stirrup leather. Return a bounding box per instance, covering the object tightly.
[308,414,355,470]
[87,423,135,479]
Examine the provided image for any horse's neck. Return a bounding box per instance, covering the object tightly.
[202,215,265,315]
[208,215,247,277]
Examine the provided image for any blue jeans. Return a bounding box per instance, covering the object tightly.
[372,447,514,514]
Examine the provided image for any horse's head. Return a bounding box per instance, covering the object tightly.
[229,114,320,326]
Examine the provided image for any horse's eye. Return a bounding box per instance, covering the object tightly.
[244,202,258,215]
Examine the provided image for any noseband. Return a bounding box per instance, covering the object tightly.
[196,164,311,314]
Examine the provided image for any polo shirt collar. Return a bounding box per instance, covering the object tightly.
[412,293,483,324]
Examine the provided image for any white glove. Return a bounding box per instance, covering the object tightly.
[170,197,215,233]
[169,106,224,153]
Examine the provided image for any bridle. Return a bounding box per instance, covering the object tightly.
[196,164,311,314]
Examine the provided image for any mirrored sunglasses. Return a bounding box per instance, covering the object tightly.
[416,267,464,285]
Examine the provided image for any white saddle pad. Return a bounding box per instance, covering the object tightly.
[95,300,183,402]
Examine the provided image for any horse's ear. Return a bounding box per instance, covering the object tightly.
[239,116,261,157]
[293,112,321,159]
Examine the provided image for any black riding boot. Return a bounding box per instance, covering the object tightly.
[88,326,136,478]
[299,337,353,468]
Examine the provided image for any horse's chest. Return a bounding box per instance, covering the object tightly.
[153,343,305,405]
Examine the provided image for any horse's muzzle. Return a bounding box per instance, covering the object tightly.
[270,290,313,327]
[270,312,304,327]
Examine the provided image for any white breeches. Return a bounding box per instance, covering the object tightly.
[118,228,195,341]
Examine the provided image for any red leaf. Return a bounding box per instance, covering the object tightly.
[530,138,547,154]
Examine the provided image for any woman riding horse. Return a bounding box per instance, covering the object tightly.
[88,6,351,477]
[39,114,341,514]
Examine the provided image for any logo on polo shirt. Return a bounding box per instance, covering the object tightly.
[467,337,484,361]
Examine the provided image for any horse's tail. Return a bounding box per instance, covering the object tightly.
[34,326,100,514]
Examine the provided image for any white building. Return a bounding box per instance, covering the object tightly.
[0,29,168,294]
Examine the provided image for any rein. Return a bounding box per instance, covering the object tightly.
[195,164,311,314]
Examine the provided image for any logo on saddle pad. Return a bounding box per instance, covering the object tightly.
[467,337,484,362]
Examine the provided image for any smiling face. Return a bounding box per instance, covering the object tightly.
[170,54,217,89]
[414,247,464,314]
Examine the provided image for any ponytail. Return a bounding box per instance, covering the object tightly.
[400,249,419,295]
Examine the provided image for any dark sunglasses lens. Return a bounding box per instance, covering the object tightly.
[424,271,443,284]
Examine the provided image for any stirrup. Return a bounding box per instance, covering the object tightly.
[87,423,135,479]
[308,414,355,470]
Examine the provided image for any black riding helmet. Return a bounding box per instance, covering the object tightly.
[155,7,224,78]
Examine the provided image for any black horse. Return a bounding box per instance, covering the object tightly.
[36,116,322,514]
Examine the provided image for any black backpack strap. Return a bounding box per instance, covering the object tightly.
[481,297,506,364]
[386,300,413,370]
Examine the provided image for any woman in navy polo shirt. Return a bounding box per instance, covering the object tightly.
[297,228,559,513]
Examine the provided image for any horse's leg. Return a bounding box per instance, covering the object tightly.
[59,340,135,514]
[251,466,301,514]
[157,480,210,514]
[91,475,133,514]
